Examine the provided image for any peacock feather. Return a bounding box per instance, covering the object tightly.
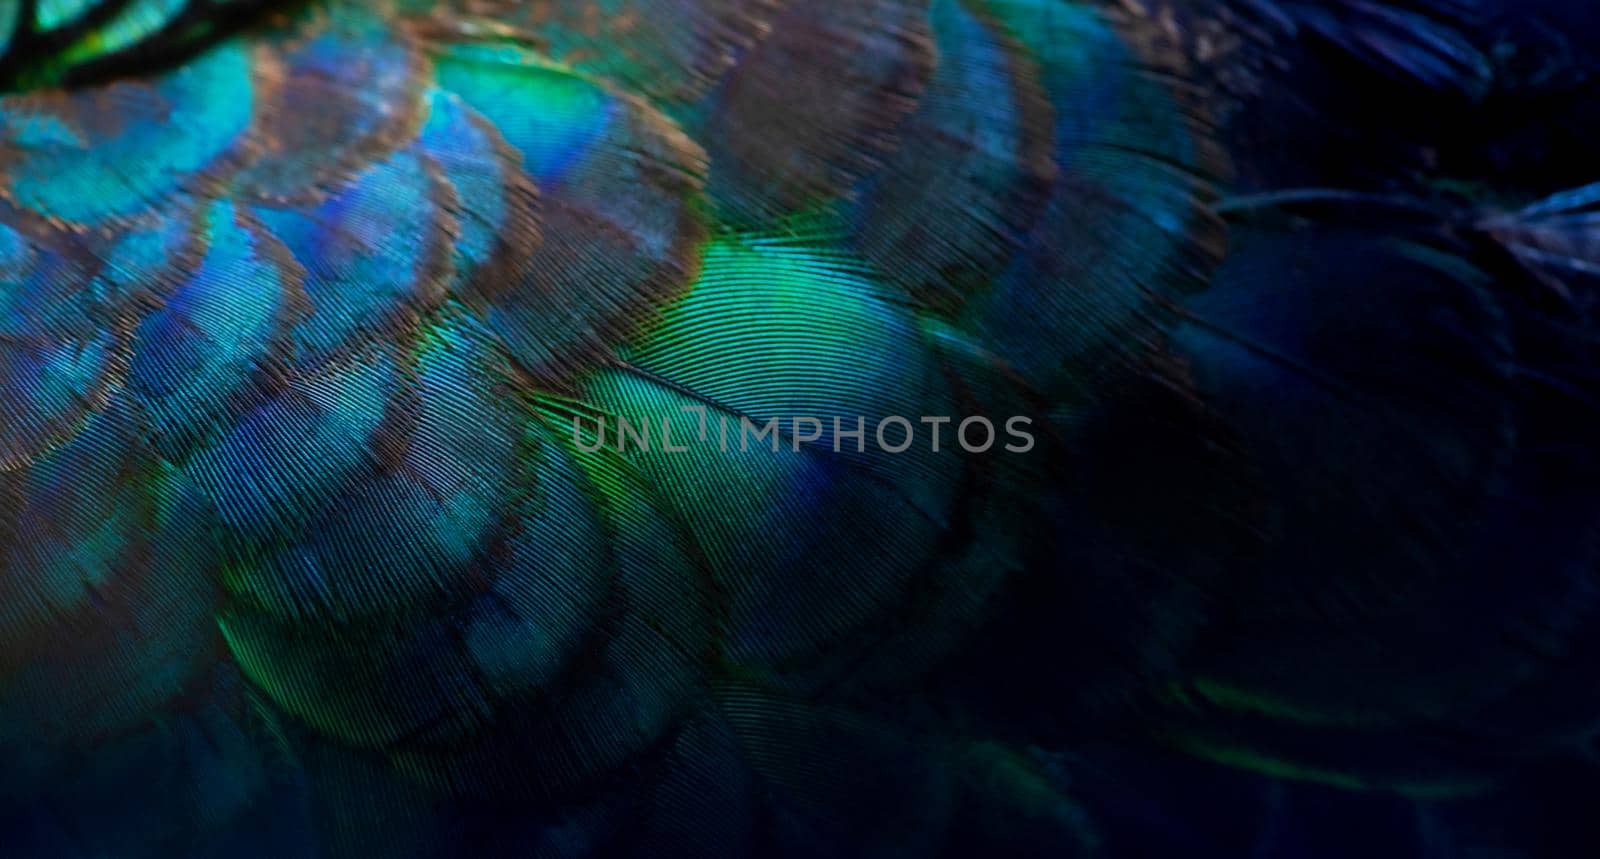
[2,0,1600,855]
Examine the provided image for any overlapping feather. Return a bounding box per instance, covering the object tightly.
[6,0,1597,855]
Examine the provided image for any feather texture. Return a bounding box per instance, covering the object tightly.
[3,0,1600,855]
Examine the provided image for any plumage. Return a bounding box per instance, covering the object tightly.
[3,0,1600,855]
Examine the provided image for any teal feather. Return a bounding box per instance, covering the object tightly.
[128,202,295,457]
[0,1,1224,852]
[849,0,1056,307]
[0,36,252,226]
[432,40,709,380]
[581,231,969,684]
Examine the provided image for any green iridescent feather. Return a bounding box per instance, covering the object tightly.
[16,0,1585,854]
